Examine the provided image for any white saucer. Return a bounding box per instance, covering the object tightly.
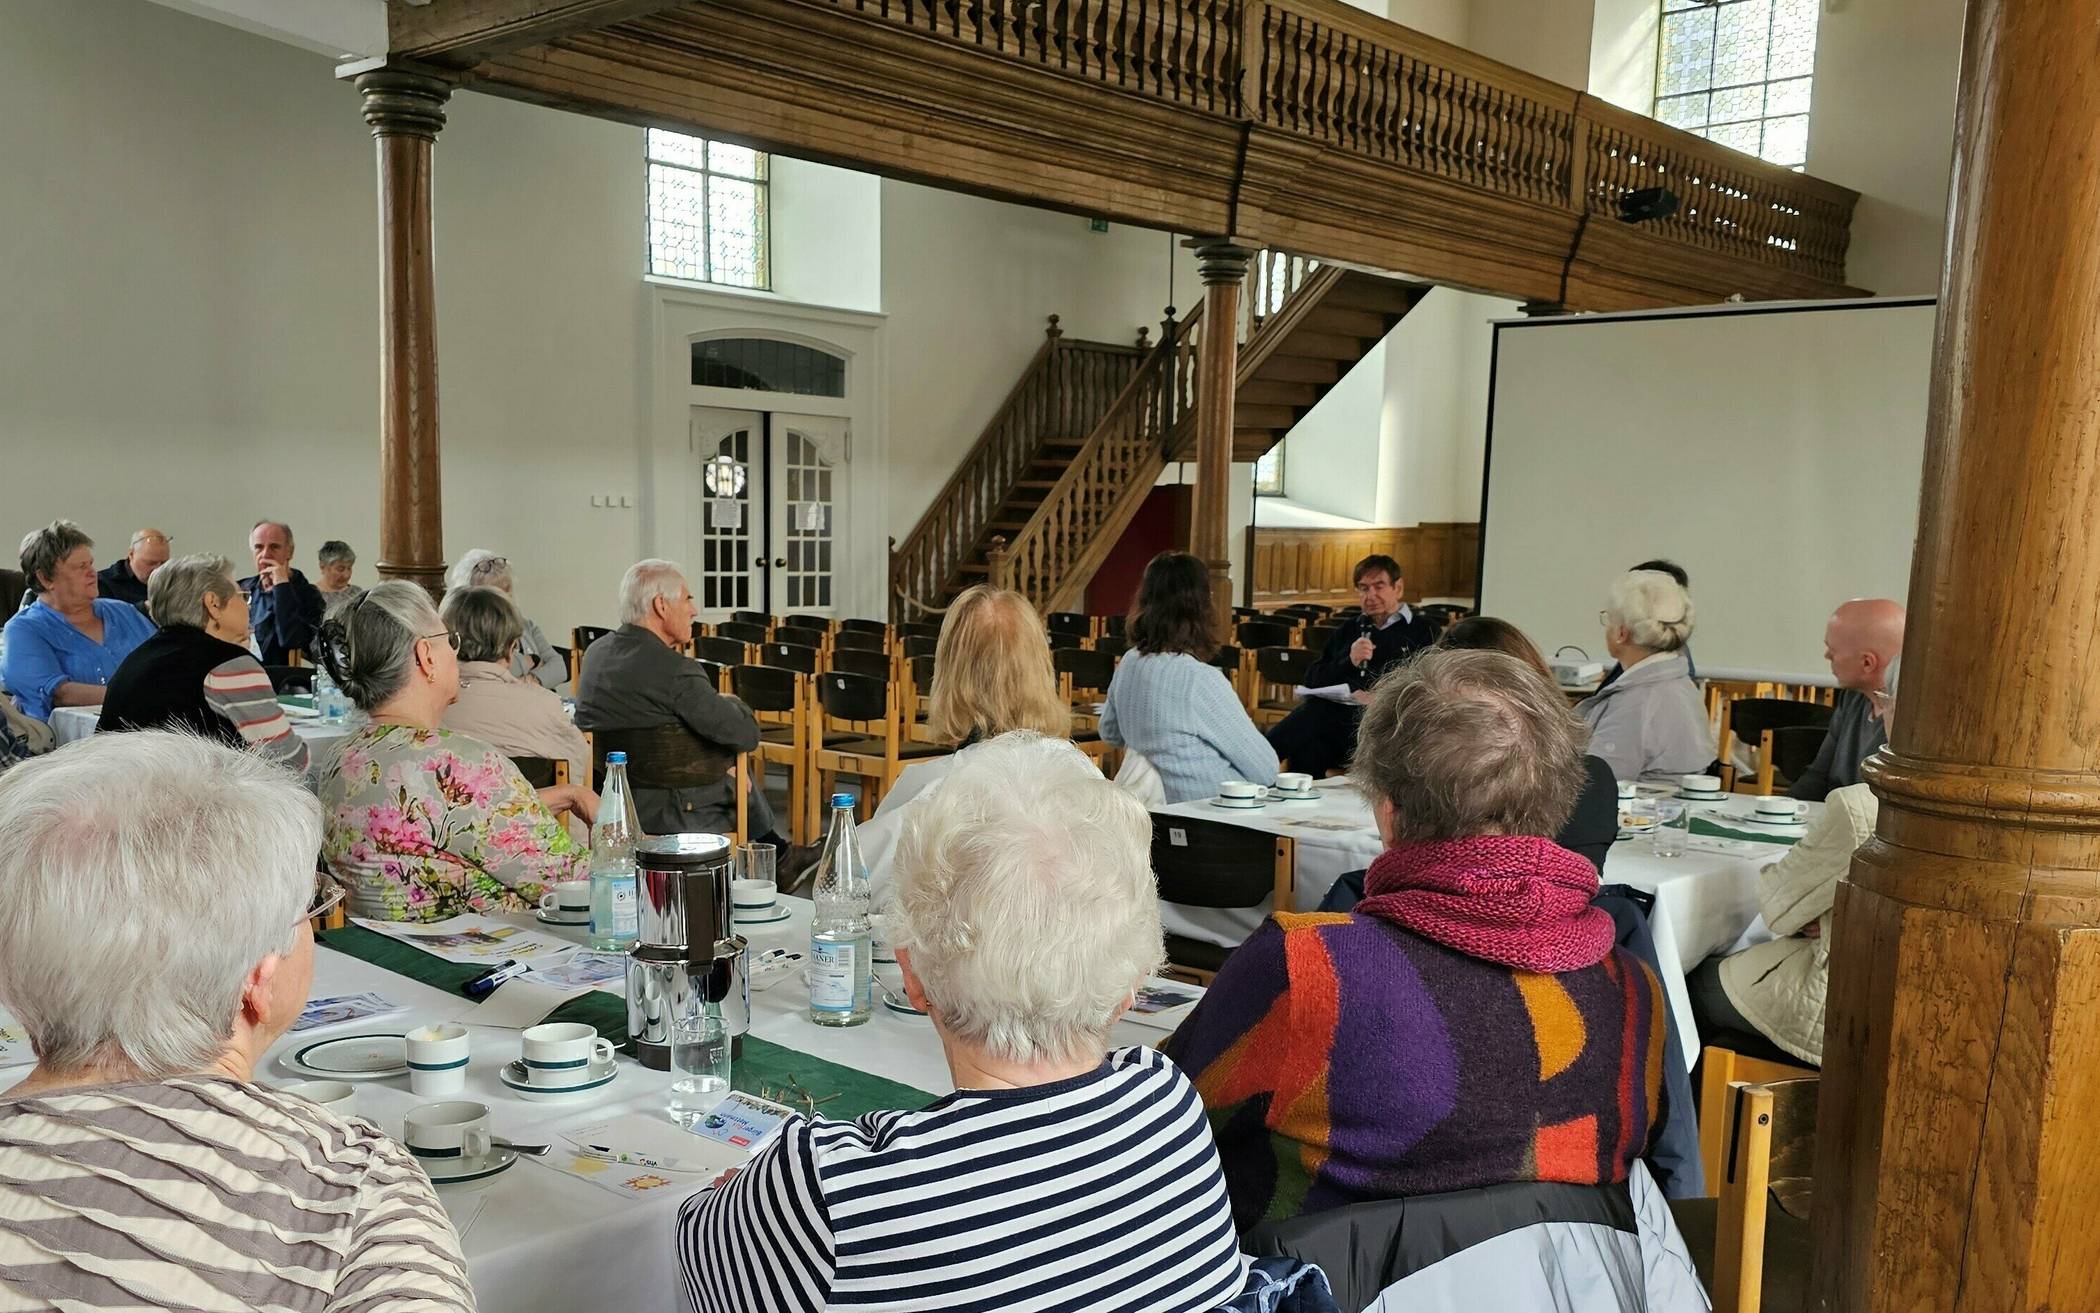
[734,908,792,926]
[286,1033,408,1080]
[535,908,590,926]
[1678,789,1729,801]
[1269,790,1319,803]
[1740,811,1809,829]
[418,1145,519,1186]
[499,1056,619,1100]
[1209,797,1267,810]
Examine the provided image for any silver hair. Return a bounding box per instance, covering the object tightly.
[619,559,688,626]
[447,548,513,594]
[251,519,295,551]
[441,585,525,664]
[316,540,356,568]
[1606,569,1696,653]
[19,520,92,594]
[0,731,319,1079]
[129,528,170,551]
[147,553,239,630]
[316,580,442,711]
[889,732,1163,1066]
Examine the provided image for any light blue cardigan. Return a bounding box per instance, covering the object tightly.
[1100,651,1279,804]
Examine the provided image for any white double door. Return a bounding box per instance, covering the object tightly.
[690,407,848,617]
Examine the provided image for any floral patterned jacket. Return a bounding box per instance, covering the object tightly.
[319,724,588,922]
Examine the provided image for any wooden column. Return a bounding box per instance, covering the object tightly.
[1188,239,1252,623]
[1811,2,2100,1309]
[357,71,450,596]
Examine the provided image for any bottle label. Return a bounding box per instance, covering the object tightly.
[809,941,858,1011]
[610,882,637,935]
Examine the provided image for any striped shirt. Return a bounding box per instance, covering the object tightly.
[0,1077,473,1313]
[676,1047,1248,1313]
[204,654,310,775]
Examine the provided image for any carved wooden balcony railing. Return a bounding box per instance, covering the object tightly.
[450,0,1863,311]
[889,318,1145,616]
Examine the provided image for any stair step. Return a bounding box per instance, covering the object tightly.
[990,519,1030,533]
[1271,330,1369,359]
[1038,436,1086,449]
[959,563,990,575]
[1322,277,1430,315]
[1239,380,1322,408]
[1014,479,1059,489]
[1232,404,1301,429]
[1302,306,1392,339]
[1259,355,1347,385]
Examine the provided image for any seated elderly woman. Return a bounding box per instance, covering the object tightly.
[0,731,471,1310]
[316,538,363,613]
[449,548,565,691]
[678,732,1249,1313]
[1101,551,1278,803]
[441,584,589,789]
[854,584,1073,892]
[1577,568,1712,784]
[0,520,154,723]
[316,581,597,922]
[97,553,309,775]
[1164,648,1667,1229]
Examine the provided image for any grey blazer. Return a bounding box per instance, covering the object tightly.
[1576,651,1713,784]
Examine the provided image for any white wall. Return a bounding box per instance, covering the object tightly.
[769,158,882,311]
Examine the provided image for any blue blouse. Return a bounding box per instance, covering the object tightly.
[1,599,156,722]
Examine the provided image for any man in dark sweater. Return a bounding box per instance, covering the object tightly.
[1790,597,1904,800]
[1265,553,1437,777]
[94,528,169,614]
[238,520,324,665]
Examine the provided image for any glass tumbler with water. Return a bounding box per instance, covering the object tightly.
[1653,799,1692,859]
[669,1005,731,1126]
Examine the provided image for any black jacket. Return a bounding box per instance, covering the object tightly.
[98,625,250,746]
[96,559,152,613]
[1304,609,1438,692]
[239,569,324,665]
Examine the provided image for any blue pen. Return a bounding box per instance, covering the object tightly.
[464,958,530,999]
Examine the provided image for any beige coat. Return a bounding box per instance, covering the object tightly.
[1718,782,1878,1065]
[442,661,589,787]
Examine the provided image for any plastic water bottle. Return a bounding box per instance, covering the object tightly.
[311,667,344,723]
[808,793,873,1027]
[589,753,642,950]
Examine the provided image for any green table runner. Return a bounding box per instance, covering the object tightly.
[1691,816,1801,847]
[318,925,936,1118]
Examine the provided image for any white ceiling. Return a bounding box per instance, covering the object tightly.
[146,0,389,60]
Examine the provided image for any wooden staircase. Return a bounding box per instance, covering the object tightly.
[891,253,1430,615]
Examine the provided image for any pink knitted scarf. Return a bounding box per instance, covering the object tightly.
[1358,835,1614,973]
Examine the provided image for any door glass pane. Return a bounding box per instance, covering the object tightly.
[696,427,756,616]
[780,430,838,618]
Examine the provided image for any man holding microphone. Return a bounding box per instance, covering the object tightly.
[1265,553,1437,778]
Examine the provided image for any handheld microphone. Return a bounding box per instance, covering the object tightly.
[1354,615,1373,676]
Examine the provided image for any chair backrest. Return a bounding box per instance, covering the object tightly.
[1045,611,1093,637]
[1770,724,1826,784]
[897,620,942,640]
[1304,623,1342,658]
[838,617,888,635]
[1047,629,1089,650]
[759,641,821,674]
[730,662,800,714]
[728,609,768,625]
[1053,644,1115,694]
[1713,1076,1819,1313]
[1094,636,1129,660]
[903,634,939,659]
[264,664,315,695]
[910,653,937,697]
[509,754,564,788]
[713,620,767,643]
[693,634,748,666]
[774,624,828,651]
[1149,815,1291,910]
[1208,644,1242,674]
[1232,606,1262,621]
[1100,613,1127,638]
[1279,603,1332,619]
[572,624,615,652]
[591,724,727,791]
[1727,697,1835,741]
[818,669,891,723]
[833,628,887,653]
[1254,645,1316,688]
[829,648,891,681]
[1419,603,1472,631]
[1238,619,1293,650]
[783,614,835,634]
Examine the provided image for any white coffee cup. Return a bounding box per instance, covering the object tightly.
[403,1100,491,1163]
[520,1021,614,1086]
[280,1079,357,1116]
[539,880,590,917]
[1680,774,1723,794]
[1617,780,1638,800]
[1755,797,1805,820]
[732,878,778,913]
[1274,771,1313,795]
[1219,780,1262,801]
[406,1022,470,1097]
[869,911,896,965]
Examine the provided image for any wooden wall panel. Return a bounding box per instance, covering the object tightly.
[1248,522,1477,606]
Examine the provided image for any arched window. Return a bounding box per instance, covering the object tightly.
[690,338,846,397]
[1654,0,1820,170]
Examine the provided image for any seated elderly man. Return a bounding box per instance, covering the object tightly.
[574,559,778,843]
[1267,553,1437,778]
[94,527,170,613]
[1165,649,1667,1228]
[0,732,471,1311]
[1789,597,1904,800]
[240,519,325,666]
[677,732,1250,1312]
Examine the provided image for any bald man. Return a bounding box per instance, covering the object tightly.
[1790,597,1905,801]
[95,528,170,614]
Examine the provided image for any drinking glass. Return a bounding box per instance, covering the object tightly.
[737,842,778,889]
[668,1008,731,1126]
[1652,800,1691,859]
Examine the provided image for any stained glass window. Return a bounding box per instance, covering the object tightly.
[647,130,770,288]
[1653,0,1819,170]
[1254,445,1285,497]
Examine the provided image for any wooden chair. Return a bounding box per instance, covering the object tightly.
[782,614,835,636]
[1249,646,1318,727]
[1236,618,1293,651]
[758,640,821,674]
[896,620,942,640]
[264,664,314,695]
[906,653,939,742]
[1207,644,1246,704]
[1094,636,1129,661]
[509,755,570,788]
[833,628,887,654]
[810,670,946,825]
[837,617,889,637]
[1770,725,1826,791]
[727,609,767,626]
[773,623,829,655]
[1303,622,1342,659]
[1419,602,1472,632]
[828,647,891,681]
[1677,1073,1819,1313]
[1099,613,1127,640]
[569,624,616,688]
[1720,698,1835,794]
[693,634,751,668]
[730,663,812,846]
[1698,1045,1818,1193]
[1045,611,1093,642]
[1148,815,1294,983]
[712,619,768,644]
[902,634,939,660]
[590,724,747,843]
[1231,606,1262,622]
[1046,629,1089,650]
[1054,645,1117,767]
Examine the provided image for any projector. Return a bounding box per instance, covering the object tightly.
[1551,658,1606,688]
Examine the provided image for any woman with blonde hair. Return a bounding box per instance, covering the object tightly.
[855,585,1075,893]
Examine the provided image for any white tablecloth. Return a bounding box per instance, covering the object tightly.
[1155,783,1815,1070]
[49,702,359,754]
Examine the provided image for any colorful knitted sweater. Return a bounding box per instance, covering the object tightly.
[1162,841,1667,1229]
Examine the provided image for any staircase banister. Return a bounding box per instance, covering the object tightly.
[1236,264,1352,385]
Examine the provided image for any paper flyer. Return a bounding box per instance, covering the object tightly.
[291,992,408,1034]
[353,915,565,964]
[1122,980,1204,1032]
[0,1004,34,1069]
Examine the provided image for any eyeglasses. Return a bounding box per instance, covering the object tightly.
[306,870,348,925]
[759,1073,841,1117]
[423,630,462,653]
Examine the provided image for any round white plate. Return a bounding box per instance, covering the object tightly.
[1208,798,1267,810]
[419,1145,519,1186]
[534,908,589,926]
[288,1034,408,1079]
[499,1057,618,1100]
[734,909,792,926]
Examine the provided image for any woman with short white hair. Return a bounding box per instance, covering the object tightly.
[1576,568,1713,783]
[441,584,589,788]
[0,731,471,1311]
[449,547,565,691]
[677,732,1249,1313]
